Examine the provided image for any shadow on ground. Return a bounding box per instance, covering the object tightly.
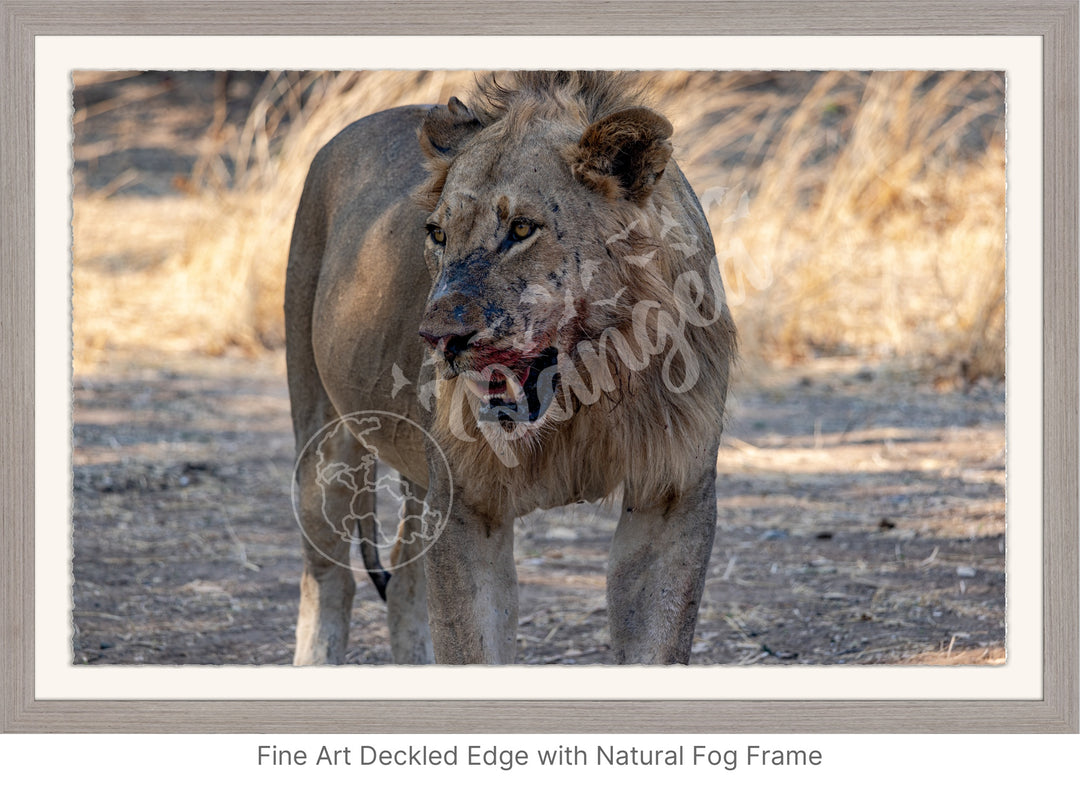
[72,352,1005,666]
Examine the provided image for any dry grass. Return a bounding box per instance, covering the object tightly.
[72,70,1005,378]
[74,71,474,368]
[657,71,1005,378]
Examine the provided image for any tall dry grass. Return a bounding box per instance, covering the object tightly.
[72,70,1005,379]
[74,71,474,366]
[662,71,1005,378]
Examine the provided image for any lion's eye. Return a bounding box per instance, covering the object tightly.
[510,219,535,241]
[427,225,446,245]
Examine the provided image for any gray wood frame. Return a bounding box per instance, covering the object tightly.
[1,1,1075,733]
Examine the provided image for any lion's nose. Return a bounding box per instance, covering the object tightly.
[419,329,477,364]
[420,284,483,363]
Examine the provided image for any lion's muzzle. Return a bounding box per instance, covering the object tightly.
[420,321,561,424]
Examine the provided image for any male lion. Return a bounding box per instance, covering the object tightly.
[286,71,736,665]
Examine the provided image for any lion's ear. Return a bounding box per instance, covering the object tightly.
[569,107,673,203]
[419,96,482,161]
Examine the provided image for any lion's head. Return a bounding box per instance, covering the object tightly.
[415,72,735,503]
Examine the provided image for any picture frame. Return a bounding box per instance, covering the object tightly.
[1,0,1076,733]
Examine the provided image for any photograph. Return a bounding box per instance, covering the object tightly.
[70,68,1008,668]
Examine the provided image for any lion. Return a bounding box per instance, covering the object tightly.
[286,71,736,665]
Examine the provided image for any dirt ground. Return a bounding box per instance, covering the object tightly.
[70,72,1006,666]
[71,350,1006,666]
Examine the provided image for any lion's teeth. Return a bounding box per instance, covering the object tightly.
[461,370,527,405]
[462,377,489,400]
[505,371,525,403]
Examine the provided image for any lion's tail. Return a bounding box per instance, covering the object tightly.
[359,525,390,601]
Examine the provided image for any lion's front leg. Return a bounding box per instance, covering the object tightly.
[422,482,518,664]
[607,466,718,664]
[386,492,434,664]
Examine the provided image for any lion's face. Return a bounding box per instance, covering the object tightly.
[420,124,589,426]
[417,99,674,430]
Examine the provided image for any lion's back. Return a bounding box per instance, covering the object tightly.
[297,104,433,240]
[285,105,437,480]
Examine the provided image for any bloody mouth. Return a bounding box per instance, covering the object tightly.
[461,347,560,423]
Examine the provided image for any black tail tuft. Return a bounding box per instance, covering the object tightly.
[358,539,391,602]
